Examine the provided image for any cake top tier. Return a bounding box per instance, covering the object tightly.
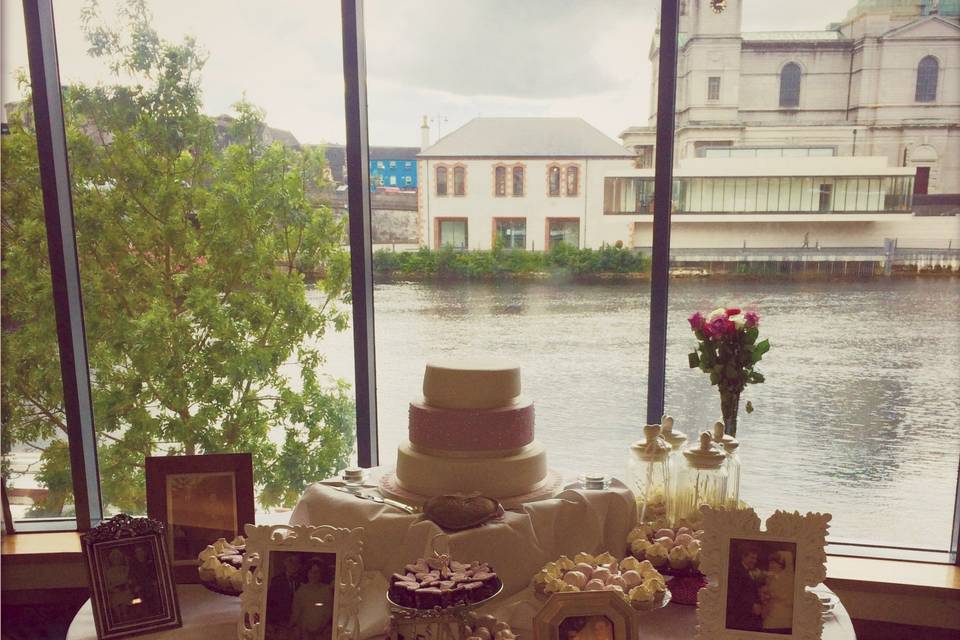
[422,357,521,409]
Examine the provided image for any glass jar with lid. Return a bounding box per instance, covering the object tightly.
[672,431,727,525]
[713,420,741,508]
[628,424,673,524]
[660,415,687,507]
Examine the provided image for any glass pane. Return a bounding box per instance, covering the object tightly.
[53,0,357,517]
[367,1,653,481]
[665,0,960,550]
[1,1,75,523]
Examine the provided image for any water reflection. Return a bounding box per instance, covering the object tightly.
[318,277,960,549]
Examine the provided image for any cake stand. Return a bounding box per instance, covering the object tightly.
[378,468,565,510]
[387,583,504,640]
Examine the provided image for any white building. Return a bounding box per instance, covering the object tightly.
[622,0,960,194]
[416,118,634,251]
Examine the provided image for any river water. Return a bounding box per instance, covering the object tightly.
[313,276,960,550]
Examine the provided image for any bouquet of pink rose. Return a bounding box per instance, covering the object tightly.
[687,307,770,437]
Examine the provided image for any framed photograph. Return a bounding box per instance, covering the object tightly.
[696,507,832,640]
[81,514,181,639]
[240,523,364,640]
[145,453,254,582]
[533,591,638,640]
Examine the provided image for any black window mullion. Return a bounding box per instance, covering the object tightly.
[645,0,679,424]
[22,0,102,530]
[340,0,379,467]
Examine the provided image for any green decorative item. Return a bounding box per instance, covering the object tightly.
[687,308,770,437]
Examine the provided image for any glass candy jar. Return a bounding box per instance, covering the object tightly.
[660,415,688,512]
[628,424,673,523]
[673,431,727,525]
[712,420,741,508]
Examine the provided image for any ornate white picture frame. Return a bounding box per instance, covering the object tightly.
[239,524,364,640]
[696,507,831,640]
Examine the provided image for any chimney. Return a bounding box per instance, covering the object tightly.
[420,115,430,150]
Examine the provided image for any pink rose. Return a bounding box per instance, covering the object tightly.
[688,312,705,331]
[744,311,759,327]
[707,316,734,338]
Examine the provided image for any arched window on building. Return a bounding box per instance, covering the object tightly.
[779,62,801,108]
[915,56,938,102]
[495,166,506,196]
[548,165,561,196]
[436,166,448,196]
[512,166,524,196]
[453,166,466,196]
[566,166,579,196]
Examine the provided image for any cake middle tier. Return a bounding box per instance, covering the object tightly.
[408,398,535,453]
[395,440,548,499]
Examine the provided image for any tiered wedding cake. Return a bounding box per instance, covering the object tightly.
[379,357,559,503]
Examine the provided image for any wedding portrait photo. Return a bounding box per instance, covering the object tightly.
[558,615,615,640]
[725,539,797,635]
[166,471,238,563]
[96,540,166,626]
[264,551,338,640]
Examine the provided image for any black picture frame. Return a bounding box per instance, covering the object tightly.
[81,514,182,639]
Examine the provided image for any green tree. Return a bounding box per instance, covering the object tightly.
[1,0,354,514]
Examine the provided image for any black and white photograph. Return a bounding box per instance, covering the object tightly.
[264,551,338,640]
[166,472,237,563]
[725,539,797,635]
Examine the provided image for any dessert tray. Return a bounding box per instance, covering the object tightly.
[387,582,504,618]
[378,468,565,509]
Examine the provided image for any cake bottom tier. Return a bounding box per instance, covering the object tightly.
[395,440,548,499]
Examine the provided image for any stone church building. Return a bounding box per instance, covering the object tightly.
[621,0,960,194]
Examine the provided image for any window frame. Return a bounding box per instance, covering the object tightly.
[492,217,527,250]
[915,55,939,103]
[545,217,581,249]
[494,164,507,197]
[565,164,580,197]
[779,61,802,109]
[436,165,449,196]
[453,164,466,196]
[434,217,469,250]
[14,0,960,564]
[547,164,562,197]
[707,75,720,101]
[512,165,525,196]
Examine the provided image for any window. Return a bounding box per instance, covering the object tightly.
[453,166,465,196]
[436,166,448,195]
[512,166,524,196]
[405,161,412,168]
[495,166,507,196]
[565,166,579,197]
[389,161,396,168]
[547,219,580,249]
[377,160,385,168]
[437,219,468,249]
[389,176,396,186]
[707,76,720,100]
[548,165,561,196]
[635,146,654,168]
[404,176,412,185]
[494,218,526,249]
[779,62,801,108]
[915,56,938,102]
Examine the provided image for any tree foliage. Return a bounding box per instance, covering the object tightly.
[1,0,354,514]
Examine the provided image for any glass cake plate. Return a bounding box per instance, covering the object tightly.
[387,582,504,618]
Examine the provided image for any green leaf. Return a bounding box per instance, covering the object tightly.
[688,352,700,368]
[745,401,754,414]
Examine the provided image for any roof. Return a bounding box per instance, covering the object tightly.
[418,117,634,158]
[368,146,419,161]
[742,30,847,41]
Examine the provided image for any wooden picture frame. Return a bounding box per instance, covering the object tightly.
[696,507,832,640]
[239,523,364,640]
[81,514,181,639]
[145,453,255,583]
[533,591,639,640]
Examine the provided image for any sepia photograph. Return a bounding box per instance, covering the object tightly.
[264,551,338,640]
[166,471,237,563]
[725,538,797,635]
[97,540,166,626]
[558,615,615,640]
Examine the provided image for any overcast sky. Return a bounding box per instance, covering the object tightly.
[3,0,854,146]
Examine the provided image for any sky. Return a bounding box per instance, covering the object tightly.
[2,0,856,147]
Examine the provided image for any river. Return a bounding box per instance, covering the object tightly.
[313,276,960,550]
